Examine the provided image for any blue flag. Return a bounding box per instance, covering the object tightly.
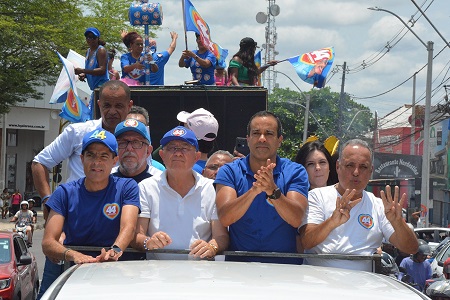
[288,47,335,88]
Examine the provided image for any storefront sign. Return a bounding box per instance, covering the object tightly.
[373,153,422,179]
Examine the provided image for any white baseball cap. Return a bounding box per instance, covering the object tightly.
[176,108,219,141]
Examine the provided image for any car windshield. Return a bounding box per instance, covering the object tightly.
[0,239,11,263]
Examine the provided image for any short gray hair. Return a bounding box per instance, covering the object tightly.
[206,150,234,165]
[339,139,373,162]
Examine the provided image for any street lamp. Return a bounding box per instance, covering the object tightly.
[343,109,371,139]
[273,71,329,142]
[368,7,433,227]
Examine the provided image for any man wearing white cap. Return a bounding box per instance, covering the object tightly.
[177,108,219,174]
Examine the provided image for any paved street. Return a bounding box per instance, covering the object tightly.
[0,208,45,231]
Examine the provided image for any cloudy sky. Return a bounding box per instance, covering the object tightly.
[116,0,449,118]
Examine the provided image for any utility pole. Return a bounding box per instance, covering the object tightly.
[410,73,416,155]
[338,62,347,139]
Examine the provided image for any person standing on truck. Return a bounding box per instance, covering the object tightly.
[33,80,133,299]
[301,139,419,271]
[178,33,216,85]
[149,31,178,85]
[215,111,309,264]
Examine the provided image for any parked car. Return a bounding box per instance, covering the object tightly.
[41,260,430,299]
[414,228,450,252]
[431,239,450,278]
[0,231,39,300]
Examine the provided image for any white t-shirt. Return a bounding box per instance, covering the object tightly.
[138,170,217,260]
[303,185,395,271]
[33,119,102,183]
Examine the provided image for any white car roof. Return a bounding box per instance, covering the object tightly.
[42,260,429,300]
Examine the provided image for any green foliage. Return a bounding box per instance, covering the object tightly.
[0,0,160,114]
[269,87,373,159]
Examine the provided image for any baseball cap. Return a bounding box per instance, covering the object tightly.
[114,119,151,143]
[239,37,258,48]
[82,129,118,156]
[85,27,100,38]
[176,108,218,141]
[160,126,199,151]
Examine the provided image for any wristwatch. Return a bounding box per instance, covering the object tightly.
[110,244,122,255]
[267,188,282,200]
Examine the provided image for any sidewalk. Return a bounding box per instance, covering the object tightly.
[0,209,45,231]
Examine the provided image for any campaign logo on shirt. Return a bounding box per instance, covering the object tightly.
[103,203,120,220]
[358,214,374,229]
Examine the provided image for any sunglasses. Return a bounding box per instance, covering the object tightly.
[86,35,97,40]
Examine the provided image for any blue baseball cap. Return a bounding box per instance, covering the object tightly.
[114,119,151,143]
[160,126,198,151]
[82,129,118,156]
[85,27,100,38]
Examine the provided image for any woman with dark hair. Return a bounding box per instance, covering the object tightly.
[74,27,109,91]
[120,31,158,85]
[295,141,338,190]
[228,37,278,86]
[178,33,216,85]
[107,48,120,80]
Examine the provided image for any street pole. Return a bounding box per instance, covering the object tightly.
[303,94,310,142]
[421,41,433,227]
[368,7,433,227]
[411,73,416,155]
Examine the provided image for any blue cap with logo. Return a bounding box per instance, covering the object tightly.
[160,126,198,151]
[82,129,118,156]
[114,119,151,143]
[85,27,100,38]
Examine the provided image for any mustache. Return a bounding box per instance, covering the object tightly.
[121,152,138,159]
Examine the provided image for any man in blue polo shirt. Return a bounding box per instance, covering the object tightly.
[214,111,309,264]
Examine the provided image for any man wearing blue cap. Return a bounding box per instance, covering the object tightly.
[113,118,162,182]
[40,129,140,296]
[132,126,229,259]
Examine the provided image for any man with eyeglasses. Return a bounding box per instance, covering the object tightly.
[202,150,234,180]
[132,126,229,260]
[113,119,162,182]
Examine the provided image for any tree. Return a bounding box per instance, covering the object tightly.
[0,0,159,114]
[0,0,86,113]
[268,87,373,159]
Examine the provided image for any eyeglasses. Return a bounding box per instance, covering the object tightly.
[117,140,149,149]
[164,146,195,154]
[86,36,97,40]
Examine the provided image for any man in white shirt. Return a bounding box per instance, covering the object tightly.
[301,139,418,271]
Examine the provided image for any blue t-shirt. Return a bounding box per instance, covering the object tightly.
[85,45,109,90]
[214,155,309,264]
[121,52,146,84]
[399,257,432,291]
[46,175,140,247]
[184,50,216,85]
[150,51,170,85]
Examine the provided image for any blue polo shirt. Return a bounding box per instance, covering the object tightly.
[215,155,309,264]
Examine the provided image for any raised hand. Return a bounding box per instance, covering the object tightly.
[380,185,405,225]
[329,188,362,227]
